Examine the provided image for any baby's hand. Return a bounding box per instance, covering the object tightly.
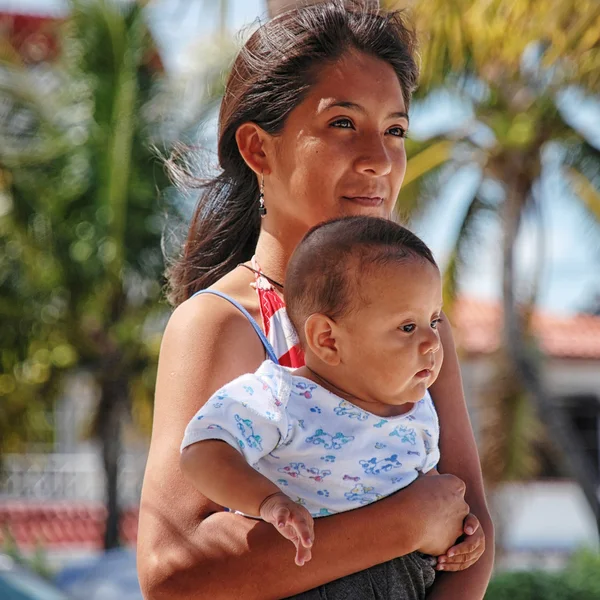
[435,513,485,572]
[259,492,315,566]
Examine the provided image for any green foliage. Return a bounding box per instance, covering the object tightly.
[485,551,600,600]
[486,570,576,600]
[0,0,178,453]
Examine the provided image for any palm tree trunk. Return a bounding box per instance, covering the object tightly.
[218,0,229,36]
[98,376,125,550]
[501,171,600,528]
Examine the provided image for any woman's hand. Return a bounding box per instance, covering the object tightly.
[260,492,315,566]
[406,470,470,557]
[435,513,486,572]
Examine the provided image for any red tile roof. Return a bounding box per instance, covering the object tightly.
[0,502,138,549]
[0,14,63,64]
[453,297,600,359]
[0,11,164,70]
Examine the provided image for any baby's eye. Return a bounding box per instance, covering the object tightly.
[331,118,355,129]
[400,324,415,333]
[431,318,442,329]
[388,126,407,138]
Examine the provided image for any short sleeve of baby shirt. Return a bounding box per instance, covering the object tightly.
[421,390,441,472]
[180,360,291,465]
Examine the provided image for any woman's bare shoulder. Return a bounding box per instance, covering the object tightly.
[152,271,265,439]
[164,269,260,361]
[165,290,251,349]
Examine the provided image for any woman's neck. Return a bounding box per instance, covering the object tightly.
[253,226,305,286]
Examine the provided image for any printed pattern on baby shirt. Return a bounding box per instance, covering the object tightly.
[181,360,440,518]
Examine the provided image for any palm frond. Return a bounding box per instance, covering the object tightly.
[100,7,145,280]
[442,191,487,316]
[396,138,456,221]
[404,139,456,187]
[403,0,600,93]
[566,166,600,223]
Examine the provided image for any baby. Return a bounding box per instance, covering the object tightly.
[181,217,449,566]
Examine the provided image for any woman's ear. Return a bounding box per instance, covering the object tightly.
[304,314,341,366]
[235,122,273,176]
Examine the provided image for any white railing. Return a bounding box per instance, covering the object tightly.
[0,452,148,505]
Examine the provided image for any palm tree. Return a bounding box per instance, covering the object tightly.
[390,0,600,523]
[0,0,178,548]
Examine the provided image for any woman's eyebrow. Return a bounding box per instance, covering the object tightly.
[319,99,409,122]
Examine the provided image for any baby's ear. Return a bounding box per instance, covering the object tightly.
[303,314,340,366]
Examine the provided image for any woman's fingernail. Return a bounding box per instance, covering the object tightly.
[466,527,474,534]
[438,557,446,563]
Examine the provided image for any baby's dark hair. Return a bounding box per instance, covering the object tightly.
[285,217,437,341]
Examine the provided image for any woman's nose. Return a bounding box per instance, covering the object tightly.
[353,135,393,176]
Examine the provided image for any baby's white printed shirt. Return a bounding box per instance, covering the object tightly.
[181,360,440,517]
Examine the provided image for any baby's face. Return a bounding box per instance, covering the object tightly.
[334,258,444,411]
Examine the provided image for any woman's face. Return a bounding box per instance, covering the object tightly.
[266,50,409,231]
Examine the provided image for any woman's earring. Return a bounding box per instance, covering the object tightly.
[258,173,267,218]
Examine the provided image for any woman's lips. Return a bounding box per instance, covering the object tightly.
[343,196,384,207]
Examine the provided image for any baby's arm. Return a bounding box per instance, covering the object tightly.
[180,368,315,564]
[180,440,314,565]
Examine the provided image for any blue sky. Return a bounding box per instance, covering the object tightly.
[4,0,599,314]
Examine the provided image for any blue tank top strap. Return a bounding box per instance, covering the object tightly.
[191,289,279,364]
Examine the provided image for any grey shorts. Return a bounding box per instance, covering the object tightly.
[285,552,436,600]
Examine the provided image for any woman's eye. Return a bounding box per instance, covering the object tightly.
[331,118,355,129]
[388,126,407,138]
[400,324,415,333]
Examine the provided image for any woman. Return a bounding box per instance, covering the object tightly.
[137,2,494,599]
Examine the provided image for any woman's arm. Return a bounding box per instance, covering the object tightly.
[137,295,470,600]
[427,315,495,599]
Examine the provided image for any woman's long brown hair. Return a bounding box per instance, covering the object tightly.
[165,0,419,306]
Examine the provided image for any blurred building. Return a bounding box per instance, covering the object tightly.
[455,298,600,569]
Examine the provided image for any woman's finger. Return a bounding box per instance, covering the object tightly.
[438,543,485,571]
[463,512,480,536]
[440,546,484,566]
[443,528,485,559]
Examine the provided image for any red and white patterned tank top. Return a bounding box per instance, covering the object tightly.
[251,257,304,368]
